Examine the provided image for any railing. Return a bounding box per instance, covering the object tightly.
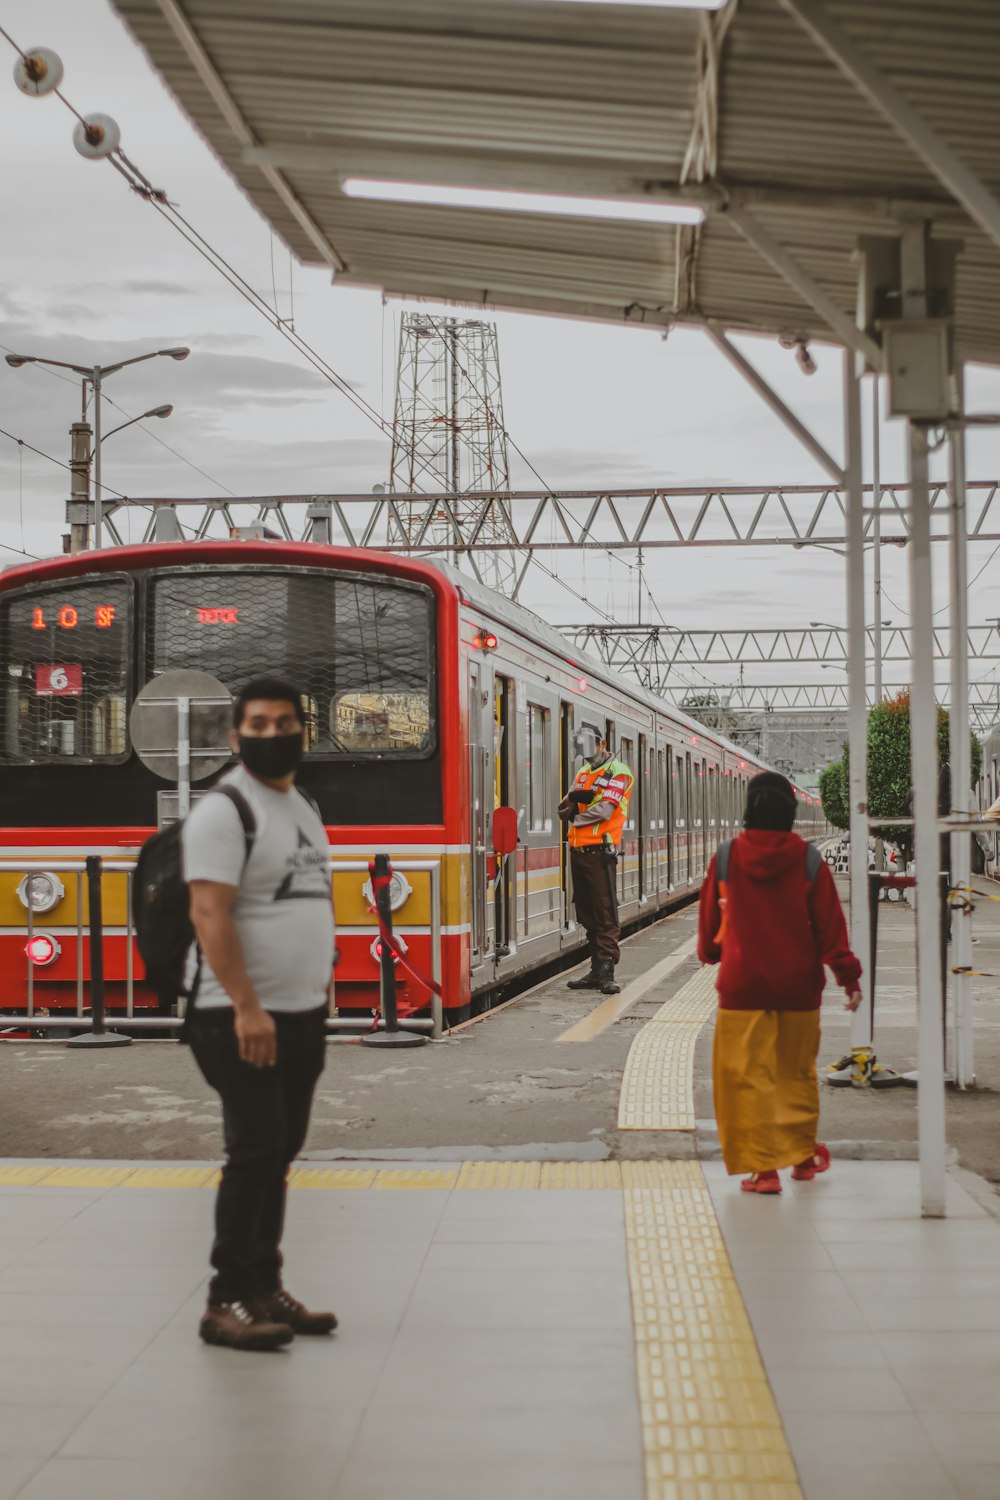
[0,853,443,1040]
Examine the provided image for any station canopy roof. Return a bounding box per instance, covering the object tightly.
[113,0,1000,366]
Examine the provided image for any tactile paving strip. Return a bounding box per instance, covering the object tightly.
[0,1163,624,1191]
[618,966,718,1132]
[622,1161,803,1500]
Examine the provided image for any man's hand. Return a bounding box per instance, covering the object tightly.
[566,786,596,807]
[843,989,863,1012]
[235,1006,277,1068]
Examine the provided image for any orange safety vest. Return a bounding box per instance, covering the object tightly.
[567,757,634,849]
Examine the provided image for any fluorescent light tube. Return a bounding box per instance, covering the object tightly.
[543,0,726,6]
[342,179,705,227]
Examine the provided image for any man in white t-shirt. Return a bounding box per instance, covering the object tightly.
[183,676,336,1352]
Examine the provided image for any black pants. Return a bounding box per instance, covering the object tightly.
[189,1006,327,1304]
[570,846,621,964]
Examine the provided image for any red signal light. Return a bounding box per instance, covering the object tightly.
[474,628,498,652]
[25,933,59,966]
[575,676,588,692]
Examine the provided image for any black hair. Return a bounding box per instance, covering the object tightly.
[743,770,797,832]
[233,676,305,730]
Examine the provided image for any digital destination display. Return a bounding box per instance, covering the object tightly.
[31,604,118,630]
[196,607,239,624]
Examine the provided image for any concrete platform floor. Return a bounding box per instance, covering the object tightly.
[0,1159,997,1500]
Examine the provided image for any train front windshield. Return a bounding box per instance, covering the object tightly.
[1,565,435,787]
[148,570,434,757]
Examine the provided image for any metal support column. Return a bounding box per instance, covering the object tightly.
[67,420,92,554]
[844,351,872,1051]
[949,367,974,1088]
[909,420,947,1216]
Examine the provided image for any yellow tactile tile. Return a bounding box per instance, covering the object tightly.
[538,1161,622,1190]
[0,1165,57,1185]
[455,1161,542,1190]
[41,1167,135,1188]
[623,1162,803,1500]
[371,1168,460,1190]
[618,967,718,1131]
[288,1168,377,1189]
[122,1167,218,1189]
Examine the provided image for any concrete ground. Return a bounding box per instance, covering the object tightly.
[0,1159,997,1500]
[3,880,1000,1187]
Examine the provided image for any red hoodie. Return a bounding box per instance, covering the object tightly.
[697,831,861,1011]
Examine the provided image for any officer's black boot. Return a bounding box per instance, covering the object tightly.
[595,959,620,996]
[567,951,601,990]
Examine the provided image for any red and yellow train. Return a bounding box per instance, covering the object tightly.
[0,542,827,1024]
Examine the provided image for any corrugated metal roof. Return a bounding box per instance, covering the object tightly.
[112,0,1000,365]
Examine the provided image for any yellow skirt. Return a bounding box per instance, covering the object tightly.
[712,1008,821,1175]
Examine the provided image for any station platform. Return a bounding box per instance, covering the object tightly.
[0,1157,998,1500]
[2,882,1000,1500]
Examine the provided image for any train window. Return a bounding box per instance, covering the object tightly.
[528,704,550,831]
[1,578,130,762]
[620,737,635,828]
[148,569,434,758]
[675,753,687,827]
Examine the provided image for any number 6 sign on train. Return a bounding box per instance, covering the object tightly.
[35,663,82,696]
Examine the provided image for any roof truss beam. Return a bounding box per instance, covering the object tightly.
[106,479,1000,552]
[778,0,1000,257]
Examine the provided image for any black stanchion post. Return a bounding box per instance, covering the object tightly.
[362,853,427,1049]
[868,870,881,1025]
[940,871,950,1073]
[67,856,131,1050]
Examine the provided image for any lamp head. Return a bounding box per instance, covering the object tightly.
[148,405,173,419]
[4,354,33,368]
[159,347,190,361]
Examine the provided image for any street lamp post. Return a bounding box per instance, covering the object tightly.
[4,347,189,550]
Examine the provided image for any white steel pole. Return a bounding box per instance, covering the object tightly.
[872,376,886,876]
[872,376,883,700]
[909,420,948,1217]
[844,352,872,1051]
[949,367,973,1088]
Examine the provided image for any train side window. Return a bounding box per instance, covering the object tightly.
[675,753,687,828]
[528,703,550,831]
[620,737,635,829]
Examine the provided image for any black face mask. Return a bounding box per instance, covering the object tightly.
[238,732,303,780]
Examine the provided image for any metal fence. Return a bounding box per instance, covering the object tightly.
[0,854,442,1040]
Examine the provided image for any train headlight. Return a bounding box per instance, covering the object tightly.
[25,933,61,967]
[362,870,412,912]
[370,934,409,965]
[16,872,65,913]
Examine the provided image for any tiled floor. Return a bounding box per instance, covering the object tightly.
[0,1159,997,1499]
[704,1160,1000,1500]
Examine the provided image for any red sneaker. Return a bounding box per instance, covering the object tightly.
[791,1144,831,1181]
[740,1171,782,1194]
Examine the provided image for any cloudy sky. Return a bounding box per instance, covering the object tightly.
[3,0,1000,702]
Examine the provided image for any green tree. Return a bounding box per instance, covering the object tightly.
[818,758,849,831]
[831,691,982,862]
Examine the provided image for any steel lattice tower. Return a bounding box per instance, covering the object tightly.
[388,313,517,593]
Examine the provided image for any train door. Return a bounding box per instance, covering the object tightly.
[658,746,671,890]
[560,701,573,928]
[619,734,636,903]
[494,674,514,959]
[468,660,489,971]
[674,751,688,886]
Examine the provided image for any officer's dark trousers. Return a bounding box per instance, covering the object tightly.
[189,1006,327,1304]
[571,845,621,964]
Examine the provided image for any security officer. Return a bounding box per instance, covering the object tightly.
[559,730,634,996]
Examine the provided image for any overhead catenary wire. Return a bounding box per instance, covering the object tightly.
[0,24,679,635]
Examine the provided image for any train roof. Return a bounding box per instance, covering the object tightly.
[422,557,777,779]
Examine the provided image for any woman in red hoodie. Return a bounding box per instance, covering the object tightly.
[698,771,863,1194]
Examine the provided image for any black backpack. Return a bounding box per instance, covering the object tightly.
[133,784,256,1011]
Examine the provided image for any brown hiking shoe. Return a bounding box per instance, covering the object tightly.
[199,1300,294,1352]
[251,1289,337,1336]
